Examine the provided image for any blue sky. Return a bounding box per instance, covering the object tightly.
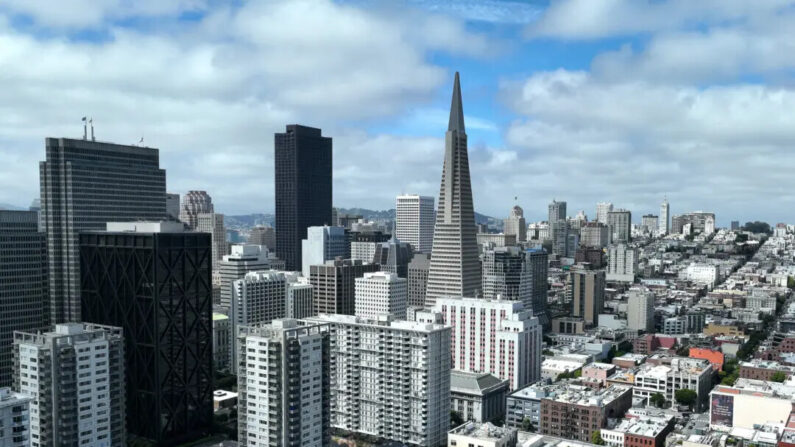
[2,0,795,226]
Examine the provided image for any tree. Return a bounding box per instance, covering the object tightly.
[649,392,666,408]
[521,417,536,432]
[592,430,606,445]
[675,389,698,409]
[771,371,787,383]
[450,410,464,428]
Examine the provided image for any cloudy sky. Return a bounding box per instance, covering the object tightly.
[1,0,794,225]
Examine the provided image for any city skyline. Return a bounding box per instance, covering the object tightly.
[0,1,794,224]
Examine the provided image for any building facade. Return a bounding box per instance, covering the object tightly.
[197,212,226,273]
[408,253,431,308]
[213,313,230,372]
[626,288,654,332]
[355,271,408,320]
[248,225,276,250]
[301,225,347,277]
[218,244,273,309]
[179,190,213,229]
[396,195,435,253]
[632,358,713,411]
[539,385,633,442]
[607,210,632,244]
[659,199,670,235]
[0,387,30,447]
[450,371,509,424]
[569,267,605,326]
[504,205,527,243]
[596,202,613,224]
[580,222,610,249]
[606,244,638,283]
[310,259,380,315]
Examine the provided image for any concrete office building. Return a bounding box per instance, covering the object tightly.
[641,215,658,234]
[218,244,273,309]
[450,371,509,424]
[285,272,314,319]
[596,202,613,224]
[580,222,610,248]
[504,205,527,243]
[80,221,213,445]
[237,320,330,447]
[627,288,654,332]
[607,209,632,244]
[569,266,605,326]
[396,195,435,253]
[212,313,230,372]
[301,225,347,277]
[15,323,126,447]
[548,200,567,243]
[355,271,408,320]
[349,231,391,263]
[425,73,481,307]
[0,387,30,447]
[179,190,213,229]
[275,125,333,271]
[551,220,571,257]
[633,358,713,412]
[606,244,638,283]
[373,235,413,278]
[481,247,549,327]
[432,297,542,390]
[0,211,47,387]
[310,258,379,315]
[247,225,275,250]
[408,253,431,308]
[305,314,451,447]
[197,212,226,272]
[166,193,180,221]
[40,137,167,323]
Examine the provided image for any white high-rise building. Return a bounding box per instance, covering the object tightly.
[15,323,126,447]
[626,288,654,332]
[218,244,273,309]
[354,271,408,320]
[504,205,527,242]
[301,225,347,277]
[197,212,226,272]
[432,297,542,391]
[606,244,638,283]
[396,195,435,253]
[596,202,613,224]
[304,314,451,447]
[0,387,30,447]
[285,272,314,319]
[237,319,330,447]
[659,198,670,235]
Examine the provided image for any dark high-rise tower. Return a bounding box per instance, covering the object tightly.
[80,222,213,446]
[425,72,481,306]
[40,137,166,323]
[274,125,332,271]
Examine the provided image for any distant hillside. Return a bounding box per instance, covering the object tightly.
[226,213,274,228]
[336,207,498,226]
[0,203,25,211]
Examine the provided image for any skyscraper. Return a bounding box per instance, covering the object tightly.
[548,200,567,243]
[237,320,330,447]
[522,248,550,328]
[0,211,47,387]
[504,205,527,242]
[425,72,481,306]
[482,246,525,301]
[607,209,632,244]
[354,271,408,320]
[407,253,431,308]
[395,194,436,253]
[301,225,347,277]
[627,288,654,332]
[15,323,126,447]
[197,212,226,272]
[659,198,670,235]
[596,202,613,224]
[79,222,213,445]
[569,266,605,326]
[179,190,214,229]
[40,137,166,323]
[310,259,379,315]
[275,125,333,271]
[218,244,273,309]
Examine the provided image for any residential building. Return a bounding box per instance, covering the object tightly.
[551,220,572,257]
[738,359,795,381]
[372,235,413,278]
[79,221,212,445]
[433,297,542,390]
[684,263,719,288]
[632,358,713,411]
[607,210,632,244]
[539,385,633,442]
[505,205,527,243]
[0,387,30,447]
[396,194,435,253]
[641,215,659,234]
[275,125,333,271]
[659,199,670,235]
[601,415,675,447]
[14,323,126,447]
[450,371,509,424]
[213,313,230,372]
[549,200,567,244]
[671,212,715,235]
[40,137,167,323]
[626,288,654,332]
[709,379,795,430]
[575,247,604,267]
[301,225,347,277]
[580,222,610,249]
[596,202,613,224]
[237,320,330,447]
[355,271,408,320]
[310,258,379,315]
[425,73,481,307]
[247,225,275,250]
[180,190,213,229]
[218,244,272,309]
[606,244,637,283]
[569,267,605,326]
[408,253,431,308]
[285,272,314,319]
[304,314,451,447]
[506,383,554,430]
[447,422,517,447]
[0,211,47,387]
[197,212,226,272]
[166,193,180,220]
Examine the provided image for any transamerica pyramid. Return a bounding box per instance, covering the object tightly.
[424,72,482,307]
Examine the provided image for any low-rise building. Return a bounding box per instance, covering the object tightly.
[0,387,30,447]
[448,422,517,447]
[632,358,713,411]
[582,362,617,385]
[450,371,509,424]
[542,358,586,381]
[600,415,675,447]
[709,379,795,430]
[739,359,795,381]
[539,384,633,442]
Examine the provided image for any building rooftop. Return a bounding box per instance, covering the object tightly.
[544,384,631,407]
[449,421,516,441]
[105,221,185,233]
[608,416,672,438]
[450,370,508,395]
[212,312,229,321]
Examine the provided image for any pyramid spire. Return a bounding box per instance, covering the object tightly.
[448,71,465,134]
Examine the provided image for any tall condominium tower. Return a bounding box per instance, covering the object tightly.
[354,271,408,320]
[179,190,214,229]
[275,125,333,271]
[407,253,431,308]
[0,387,31,447]
[432,297,542,390]
[425,72,481,306]
[606,243,638,283]
[627,287,654,332]
[548,200,567,243]
[521,248,550,328]
[237,320,330,447]
[197,212,226,272]
[80,222,212,445]
[504,205,527,242]
[659,198,670,235]
[607,209,632,244]
[14,323,126,447]
[218,244,273,309]
[595,202,613,224]
[395,194,435,253]
[304,314,451,447]
[569,266,605,326]
[301,226,347,277]
[309,259,379,315]
[40,137,166,323]
[0,211,47,387]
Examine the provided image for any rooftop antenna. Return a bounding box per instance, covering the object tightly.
[90,118,95,142]
[81,117,87,140]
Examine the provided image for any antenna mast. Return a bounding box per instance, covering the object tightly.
[90,118,95,142]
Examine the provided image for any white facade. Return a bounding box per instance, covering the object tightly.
[197,212,226,272]
[596,202,613,224]
[433,297,542,390]
[350,241,378,263]
[0,388,30,447]
[354,271,408,320]
[607,244,638,283]
[304,314,451,447]
[396,195,436,253]
[626,288,654,332]
[218,244,272,309]
[285,272,314,319]
[504,206,527,243]
[633,358,713,411]
[659,199,670,235]
[685,263,720,288]
[705,215,715,234]
[301,226,347,277]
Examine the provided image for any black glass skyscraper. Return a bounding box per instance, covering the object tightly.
[79,222,213,446]
[275,125,332,271]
